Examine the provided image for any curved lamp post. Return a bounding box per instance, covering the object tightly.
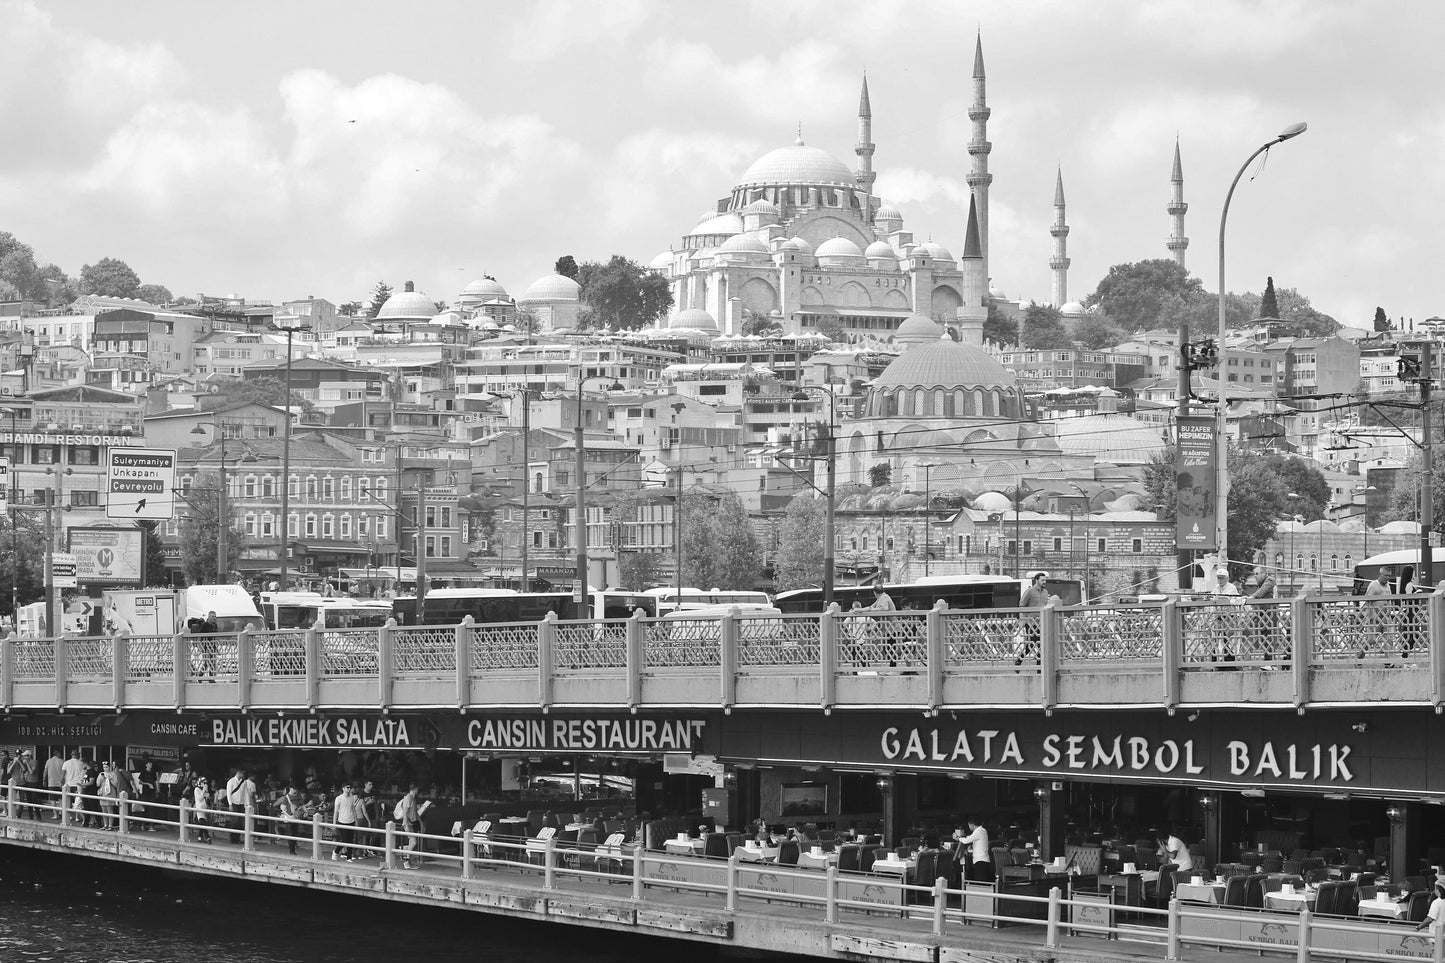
[574,377,623,605]
[1215,121,1308,575]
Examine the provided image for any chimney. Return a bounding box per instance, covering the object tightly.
[404,281,414,293]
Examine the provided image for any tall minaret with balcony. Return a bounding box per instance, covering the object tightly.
[967,33,994,284]
[855,73,876,194]
[1049,168,1071,307]
[1166,139,1189,268]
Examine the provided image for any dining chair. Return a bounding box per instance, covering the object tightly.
[912,850,939,903]
[935,849,957,888]
[837,844,861,873]
[1222,875,1248,906]
[859,845,882,873]
[1260,856,1283,874]
[704,833,729,859]
[1242,873,1268,908]
[724,833,742,857]
[990,847,1013,868]
[1155,863,1178,908]
[777,840,800,865]
[1407,889,1431,923]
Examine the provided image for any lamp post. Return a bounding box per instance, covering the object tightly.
[574,377,623,606]
[1070,484,1090,600]
[274,316,309,591]
[43,466,71,637]
[1214,121,1308,575]
[792,385,838,607]
[1008,481,1032,577]
[4,403,18,620]
[918,462,939,578]
[1319,498,1331,594]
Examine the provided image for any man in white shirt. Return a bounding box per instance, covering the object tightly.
[223,768,250,844]
[954,814,993,883]
[60,751,87,822]
[332,784,365,861]
[1157,830,1193,873]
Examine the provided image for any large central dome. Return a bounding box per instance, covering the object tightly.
[735,143,858,189]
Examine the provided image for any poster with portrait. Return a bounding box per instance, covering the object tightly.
[1175,415,1217,550]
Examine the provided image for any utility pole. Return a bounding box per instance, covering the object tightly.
[1421,341,1435,588]
[415,479,428,622]
[217,430,228,581]
[674,464,683,602]
[520,392,530,593]
[1176,321,1192,590]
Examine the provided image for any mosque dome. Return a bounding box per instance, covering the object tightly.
[920,242,954,262]
[865,240,895,259]
[787,236,814,256]
[743,198,780,216]
[873,337,1017,393]
[972,492,1012,513]
[649,251,674,271]
[875,204,903,221]
[462,278,509,299]
[893,314,944,346]
[988,284,1009,300]
[689,212,744,238]
[520,273,581,302]
[376,281,436,321]
[672,308,719,333]
[718,233,770,255]
[814,236,864,260]
[1060,300,1086,317]
[735,142,858,189]
[697,209,721,224]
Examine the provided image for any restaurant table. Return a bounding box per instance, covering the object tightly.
[1357,897,1407,920]
[1264,890,1316,912]
[564,822,590,833]
[664,838,705,856]
[737,844,779,862]
[797,850,838,870]
[1176,881,1227,904]
[872,857,917,876]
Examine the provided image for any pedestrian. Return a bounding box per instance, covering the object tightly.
[5,749,28,817]
[42,750,64,820]
[61,750,86,822]
[1016,572,1056,668]
[232,769,257,843]
[954,815,994,883]
[332,784,364,860]
[192,777,213,843]
[96,761,121,829]
[277,785,305,855]
[394,784,422,869]
[1417,881,1445,935]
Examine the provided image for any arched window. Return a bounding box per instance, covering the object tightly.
[305,514,317,537]
[1344,553,1353,570]
[322,476,334,500]
[322,514,334,538]
[1275,552,1284,567]
[262,476,274,498]
[288,474,299,498]
[912,388,925,417]
[1330,553,1339,571]
[306,476,317,499]
[1310,553,1318,572]
[340,514,351,539]
[533,472,543,494]
[340,476,351,500]
[244,513,257,536]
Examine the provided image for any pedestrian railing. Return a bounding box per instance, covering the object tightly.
[5,590,1444,711]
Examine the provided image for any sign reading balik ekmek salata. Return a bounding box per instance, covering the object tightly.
[205,714,707,752]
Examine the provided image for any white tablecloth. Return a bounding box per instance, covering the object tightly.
[1176,882,1226,904]
[664,838,704,855]
[1358,898,1407,920]
[1264,890,1316,911]
[872,858,917,874]
[797,851,837,869]
[738,845,779,862]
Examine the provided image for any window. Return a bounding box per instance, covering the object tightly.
[244,513,257,536]
[1052,537,1062,552]
[322,476,334,499]
[440,535,452,556]
[532,531,542,548]
[244,476,256,497]
[262,476,274,497]
[1131,538,1143,553]
[375,516,386,539]
[375,478,387,499]
[1022,540,1033,556]
[358,515,369,537]
[306,477,317,499]
[70,446,99,465]
[288,514,298,537]
[288,475,299,497]
[340,514,351,538]
[340,476,351,500]
[305,514,317,537]
[322,514,334,537]
[71,490,98,507]
[426,506,436,527]
[1096,538,1106,554]
[262,514,274,537]
[424,535,436,558]
[441,507,451,528]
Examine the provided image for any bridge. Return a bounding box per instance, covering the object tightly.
[2,593,1440,714]
[1,790,1436,963]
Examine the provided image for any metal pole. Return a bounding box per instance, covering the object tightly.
[1014,489,1022,577]
[415,479,428,622]
[923,465,931,578]
[8,407,16,620]
[395,439,402,592]
[674,463,683,602]
[217,428,227,581]
[1177,319,1193,590]
[1421,347,1435,588]
[574,389,587,607]
[279,327,293,591]
[823,410,836,608]
[520,391,530,593]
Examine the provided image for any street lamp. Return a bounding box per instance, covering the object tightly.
[1007,481,1032,577]
[574,377,623,606]
[191,421,257,582]
[1320,497,1332,594]
[274,315,309,591]
[1070,483,1090,600]
[917,462,940,578]
[1215,121,1308,575]
[792,385,838,607]
[1284,492,1301,595]
[43,466,72,636]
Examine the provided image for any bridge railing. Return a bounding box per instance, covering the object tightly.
[4,589,1443,711]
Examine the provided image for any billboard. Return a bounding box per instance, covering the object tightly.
[67,526,144,585]
[1175,415,1218,550]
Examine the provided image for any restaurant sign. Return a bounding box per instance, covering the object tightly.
[464,716,707,753]
[207,715,437,748]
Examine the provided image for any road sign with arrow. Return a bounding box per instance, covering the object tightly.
[107,447,177,520]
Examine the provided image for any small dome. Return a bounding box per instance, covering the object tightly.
[787,236,813,256]
[1060,300,1086,317]
[920,242,954,262]
[865,240,894,258]
[894,314,944,346]
[873,337,1017,392]
[690,212,744,237]
[672,308,718,333]
[735,144,858,189]
[718,233,770,255]
[462,278,509,299]
[376,281,436,321]
[814,236,864,260]
[520,273,581,302]
[649,251,674,271]
[743,198,780,215]
[697,209,721,224]
[988,284,1008,300]
[875,204,903,221]
[972,491,1011,513]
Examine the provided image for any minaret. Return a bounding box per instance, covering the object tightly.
[957,196,986,348]
[966,32,993,285]
[855,73,876,194]
[1049,167,1071,307]
[1166,139,1189,268]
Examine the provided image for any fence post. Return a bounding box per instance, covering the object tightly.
[538,612,556,712]
[1431,589,1445,713]
[173,631,188,710]
[456,615,473,711]
[1045,885,1061,948]
[384,820,396,870]
[626,610,644,711]
[1161,598,1181,711]
[54,634,69,711]
[236,626,253,712]
[1291,595,1313,711]
[59,785,70,827]
[1166,896,1182,962]
[118,791,129,835]
[1040,602,1059,712]
[6,777,15,819]
[933,877,947,936]
[0,633,12,710]
[243,803,255,852]
[305,620,321,711]
[543,834,556,889]
[112,631,127,710]
[179,797,190,843]
[1296,907,1312,963]
[823,863,836,921]
[311,812,323,860]
[378,619,395,711]
[720,609,738,712]
[462,829,474,880]
[819,603,839,713]
[631,843,643,900]
[926,601,945,713]
[727,852,740,912]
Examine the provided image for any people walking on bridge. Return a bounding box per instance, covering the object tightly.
[394,784,424,869]
[332,784,365,861]
[192,777,213,843]
[60,751,86,823]
[277,785,305,855]
[1015,572,1056,669]
[43,750,64,820]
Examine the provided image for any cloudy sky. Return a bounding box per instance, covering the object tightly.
[3,0,1441,326]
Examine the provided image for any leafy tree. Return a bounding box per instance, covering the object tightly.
[811,315,849,344]
[677,490,760,590]
[983,302,1017,346]
[740,309,782,337]
[1373,307,1391,333]
[868,462,893,488]
[1071,313,1126,350]
[178,471,243,585]
[773,494,827,591]
[1020,303,1069,349]
[36,264,78,306]
[1258,277,1280,319]
[1085,259,1207,332]
[575,255,673,330]
[136,520,170,586]
[1386,452,1445,542]
[365,280,393,319]
[200,376,314,413]
[338,301,363,317]
[514,306,539,338]
[0,234,40,299]
[1262,454,1330,520]
[1270,287,1338,338]
[617,550,662,591]
[0,279,18,301]
[135,283,173,305]
[0,517,47,617]
[554,255,578,279]
[79,257,142,298]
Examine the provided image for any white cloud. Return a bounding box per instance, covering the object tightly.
[503,0,652,60]
[598,129,762,243]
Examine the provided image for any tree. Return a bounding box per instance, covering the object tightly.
[868,463,893,488]
[1262,454,1330,521]
[1085,259,1207,332]
[0,233,40,299]
[514,306,540,338]
[811,315,849,344]
[1070,313,1126,350]
[136,520,170,586]
[677,490,761,590]
[135,283,173,305]
[338,301,363,317]
[1258,276,1280,320]
[200,376,314,413]
[365,280,393,319]
[554,255,578,279]
[178,472,243,585]
[1270,287,1338,338]
[617,550,662,591]
[1020,302,1069,349]
[79,257,142,298]
[1385,452,1445,544]
[983,302,1017,346]
[0,517,47,617]
[575,255,673,330]
[1373,307,1391,333]
[773,495,827,591]
[740,309,782,337]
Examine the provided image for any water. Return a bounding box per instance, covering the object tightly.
[0,848,748,963]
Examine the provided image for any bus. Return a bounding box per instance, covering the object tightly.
[1350,549,1445,595]
[259,592,396,630]
[643,587,773,614]
[389,588,658,626]
[773,572,1086,615]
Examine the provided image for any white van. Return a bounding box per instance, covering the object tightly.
[183,584,264,633]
